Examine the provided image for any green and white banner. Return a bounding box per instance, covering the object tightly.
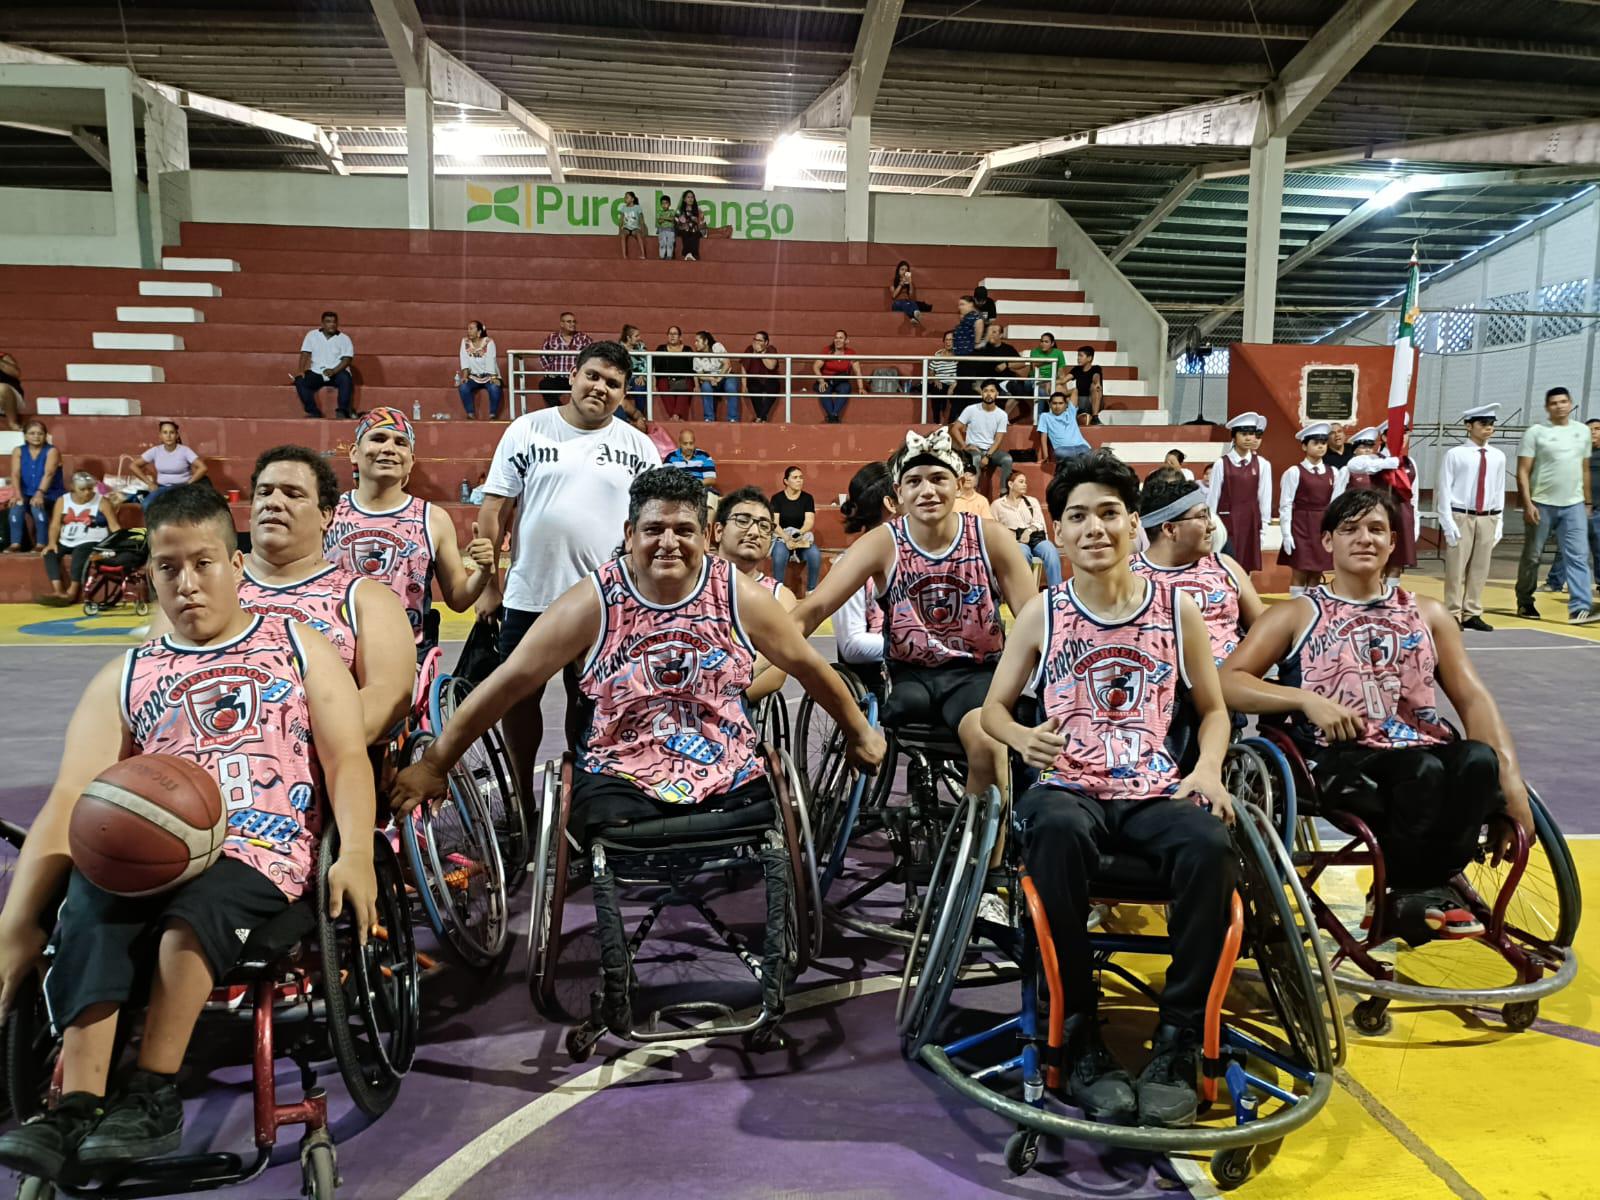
[440,180,843,240]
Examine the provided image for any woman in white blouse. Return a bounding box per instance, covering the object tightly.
[456,319,503,420]
[692,329,740,423]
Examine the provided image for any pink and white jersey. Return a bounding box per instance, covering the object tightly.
[238,564,362,672]
[879,514,1005,667]
[325,492,435,644]
[120,617,322,899]
[1132,553,1241,664]
[750,570,784,598]
[578,555,766,805]
[1030,578,1190,800]
[1279,584,1450,751]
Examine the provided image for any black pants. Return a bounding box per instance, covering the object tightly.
[1310,739,1505,890]
[539,376,569,407]
[43,543,97,586]
[927,382,955,425]
[1015,786,1235,1031]
[746,381,779,422]
[679,230,702,258]
[293,370,352,416]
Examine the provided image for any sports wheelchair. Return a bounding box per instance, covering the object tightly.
[4,828,419,1200]
[900,766,1342,1191]
[523,746,823,1060]
[388,646,516,971]
[1230,725,1580,1036]
[80,530,150,618]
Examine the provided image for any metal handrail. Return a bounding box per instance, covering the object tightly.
[504,349,1061,422]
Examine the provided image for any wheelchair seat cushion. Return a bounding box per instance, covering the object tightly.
[223,902,318,981]
[882,660,995,740]
[595,798,776,847]
[1089,850,1172,904]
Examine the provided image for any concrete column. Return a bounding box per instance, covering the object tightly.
[1242,135,1286,343]
[405,85,433,230]
[103,72,146,265]
[845,115,870,243]
[142,89,190,259]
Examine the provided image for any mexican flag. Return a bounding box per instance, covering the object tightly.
[1381,246,1421,501]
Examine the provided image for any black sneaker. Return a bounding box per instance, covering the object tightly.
[0,1091,103,1181]
[76,1070,183,1167]
[1517,603,1540,618]
[1063,1014,1136,1122]
[1137,1024,1202,1127]
[1461,615,1494,632]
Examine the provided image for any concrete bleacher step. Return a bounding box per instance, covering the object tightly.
[35,398,142,416]
[116,306,206,324]
[138,280,223,298]
[995,299,1094,317]
[92,332,186,351]
[161,256,239,272]
[980,277,1080,292]
[65,364,166,383]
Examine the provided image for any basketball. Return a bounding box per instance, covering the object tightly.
[68,755,227,897]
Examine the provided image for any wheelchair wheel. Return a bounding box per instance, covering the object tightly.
[439,675,530,896]
[796,665,863,791]
[319,829,418,1118]
[756,693,792,758]
[527,758,576,1020]
[3,976,58,1125]
[398,734,510,970]
[1460,786,1580,955]
[1224,742,1277,844]
[770,748,823,971]
[1233,801,1337,1075]
[898,788,1003,1060]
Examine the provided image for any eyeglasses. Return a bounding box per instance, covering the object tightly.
[727,513,775,535]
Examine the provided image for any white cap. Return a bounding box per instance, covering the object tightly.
[1227,412,1267,432]
[1351,426,1380,445]
[1463,403,1500,422]
[1296,422,1332,441]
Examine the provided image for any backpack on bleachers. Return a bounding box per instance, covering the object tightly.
[869,368,902,394]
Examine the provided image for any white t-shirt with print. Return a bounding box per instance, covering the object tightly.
[484,407,661,612]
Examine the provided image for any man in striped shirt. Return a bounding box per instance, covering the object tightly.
[664,428,718,490]
[539,311,593,407]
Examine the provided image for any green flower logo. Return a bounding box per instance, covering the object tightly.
[466,184,522,226]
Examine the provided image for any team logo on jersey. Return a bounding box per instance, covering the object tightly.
[1172,583,1212,614]
[347,535,400,579]
[168,664,274,751]
[1073,645,1168,722]
[638,637,702,690]
[1331,614,1412,669]
[909,575,965,627]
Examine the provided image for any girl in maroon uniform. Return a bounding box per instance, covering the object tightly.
[1205,412,1271,573]
[1277,422,1348,595]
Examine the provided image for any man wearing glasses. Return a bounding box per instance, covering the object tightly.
[711,487,797,701]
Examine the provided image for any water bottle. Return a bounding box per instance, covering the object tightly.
[459,478,470,503]
[411,399,422,421]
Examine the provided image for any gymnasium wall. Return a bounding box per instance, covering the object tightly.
[0,185,130,266]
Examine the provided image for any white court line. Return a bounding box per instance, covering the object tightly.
[397,974,903,1199]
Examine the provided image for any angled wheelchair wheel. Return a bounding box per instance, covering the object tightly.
[440,675,530,896]
[4,975,57,1126]
[898,788,1004,1060]
[1233,801,1337,1075]
[1460,786,1580,955]
[796,665,864,796]
[756,692,792,759]
[770,748,823,971]
[1224,742,1278,845]
[400,733,510,969]
[319,829,419,1118]
[527,758,578,1020]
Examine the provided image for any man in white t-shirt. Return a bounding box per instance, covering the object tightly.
[478,340,662,793]
[951,380,1014,491]
[293,310,356,418]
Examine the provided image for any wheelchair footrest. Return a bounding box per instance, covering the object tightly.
[633,1000,776,1041]
[61,1148,271,1197]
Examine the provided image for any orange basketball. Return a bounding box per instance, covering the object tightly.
[68,755,227,897]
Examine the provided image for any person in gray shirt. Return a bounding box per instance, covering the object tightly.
[1515,386,1596,623]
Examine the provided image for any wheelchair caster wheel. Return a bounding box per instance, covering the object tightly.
[82,601,101,616]
[565,1026,598,1062]
[1502,1000,1538,1032]
[302,1138,338,1199]
[743,1026,786,1054]
[134,599,149,617]
[1004,1130,1039,1176]
[16,1178,56,1200]
[1210,1147,1253,1190]
[1351,998,1391,1036]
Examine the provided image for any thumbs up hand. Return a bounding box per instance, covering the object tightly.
[464,521,496,571]
[1017,715,1067,770]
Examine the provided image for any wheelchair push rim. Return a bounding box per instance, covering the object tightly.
[439,673,531,897]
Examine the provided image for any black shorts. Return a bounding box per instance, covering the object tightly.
[881,660,997,736]
[567,769,773,841]
[500,604,584,698]
[44,856,291,1032]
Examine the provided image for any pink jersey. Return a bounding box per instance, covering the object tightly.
[1132,553,1241,664]
[238,564,362,672]
[120,617,322,900]
[879,514,1005,666]
[1030,578,1190,800]
[325,492,435,644]
[750,570,783,598]
[1279,584,1450,751]
[578,555,766,805]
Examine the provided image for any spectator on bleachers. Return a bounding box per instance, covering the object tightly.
[890,260,923,325]
[456,319,503,420]
[540,311,592,406]
[926,331,959,424]
[655,325,694,420]
[992,472,1062,586]
[1038,390,1091,467]
[770,466,822,596]
[693,330,740,423]
[952,381,1014,493]
[1028,332,1067,404]
[953,463,993,518]
[972,324,1031,417]
[952,296,986,396]
[618,190,647,259]
[676,190,707,261]
[0,351,22,430]
[664,427,718,488]
[1164,448,1196,481]
[292,310,354,419]
[655,195,677,260]
[814,329,861,425]
[132,420,207,509]
[1324,425,1352,469]
[621,325,649,410]
[972,284,999,324]
[1068,344,1104,423]
[742,331,783,423]
[4,418,64,553]
[38,470,119,604]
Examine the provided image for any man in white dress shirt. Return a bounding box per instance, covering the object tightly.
[1205,412,1272,572]
[1438,404,1506,632]
[293,310,356,418]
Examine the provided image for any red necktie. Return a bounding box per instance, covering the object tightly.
[1474,448,1487,511]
